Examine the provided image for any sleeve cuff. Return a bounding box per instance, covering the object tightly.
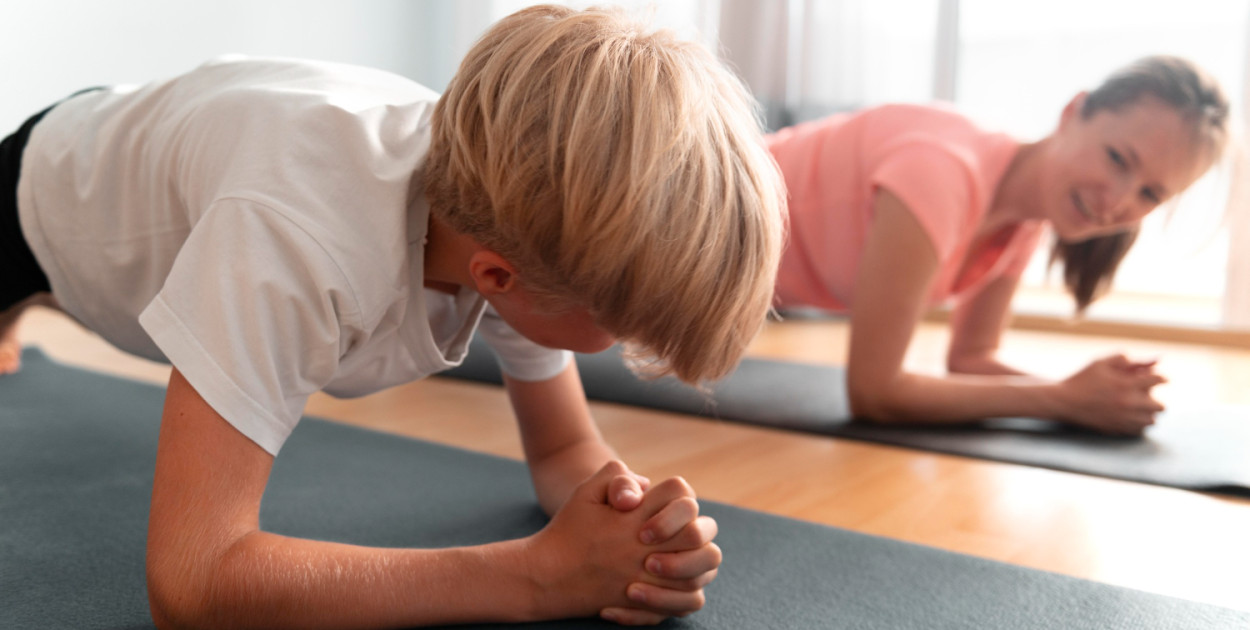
[139,296,293,455]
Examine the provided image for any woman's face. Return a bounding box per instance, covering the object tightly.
[1042,94,1212,242]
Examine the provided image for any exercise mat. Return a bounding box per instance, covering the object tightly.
[441,336,1250,497]
[4,347,1247,629]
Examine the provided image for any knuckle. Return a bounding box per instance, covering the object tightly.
[659,476,694,496]
[690,590,706,611]
[695,521,720,546]
[674,496,700,517]
[648,554,669,576]
[677,526,705,548]
[700,515,719,538]
[604,460,629,475]
[702,567,720,586]
[674,476,695,495]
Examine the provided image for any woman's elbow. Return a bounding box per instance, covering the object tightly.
[947,348,1000,375]
[946,354,977,375]
[846,375,907,423]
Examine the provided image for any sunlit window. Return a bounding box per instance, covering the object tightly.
[956,0,1248,327]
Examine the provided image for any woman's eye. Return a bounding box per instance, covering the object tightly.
[1106,147,1127,168]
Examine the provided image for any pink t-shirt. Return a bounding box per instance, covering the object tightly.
[768,103,1045,312]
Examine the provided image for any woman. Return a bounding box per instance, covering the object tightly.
[769,56,1229,434]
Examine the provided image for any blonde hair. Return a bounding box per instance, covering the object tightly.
[425,4,786,384]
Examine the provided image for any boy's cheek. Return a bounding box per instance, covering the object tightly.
[530,326,614,353]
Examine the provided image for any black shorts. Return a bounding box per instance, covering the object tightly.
[0,88,103,313]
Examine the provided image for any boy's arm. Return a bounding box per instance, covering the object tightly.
[503,362,723,626]
[502,361,624,515]
[146,368,700,628]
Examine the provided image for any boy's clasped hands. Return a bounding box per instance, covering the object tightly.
[533,461,721,625]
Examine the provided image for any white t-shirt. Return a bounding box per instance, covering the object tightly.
[18,56,570,454]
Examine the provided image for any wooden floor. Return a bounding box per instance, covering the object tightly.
[16,306,1250,613]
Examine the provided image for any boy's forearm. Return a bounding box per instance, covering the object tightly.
[150,530,540,629]
[503,366,621,515]
[528,437,618,515]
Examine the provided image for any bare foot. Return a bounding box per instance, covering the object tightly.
[0,325,19,374]
[0,294,55,375]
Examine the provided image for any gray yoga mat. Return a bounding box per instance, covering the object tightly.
[3,347,1248,629]
[440,335,1250,498]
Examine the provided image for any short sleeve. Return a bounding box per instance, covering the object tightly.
[475,308,572,382]
[1002,221,1048,278]
[139,200,360,454]
[871,142,977,263]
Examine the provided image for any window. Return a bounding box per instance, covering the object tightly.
[956,0,1248,329]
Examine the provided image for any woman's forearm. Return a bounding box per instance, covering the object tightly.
[848,370,1066,424]
[947,352,1033,378]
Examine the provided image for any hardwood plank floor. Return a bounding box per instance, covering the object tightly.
[13,306,1250,612]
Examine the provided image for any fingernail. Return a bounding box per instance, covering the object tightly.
[600,608,621,623]
[617,488,637,503]
[628,585,647,603]
[640,529,655,544]
[646,557,662,575]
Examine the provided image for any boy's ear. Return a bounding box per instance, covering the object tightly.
[467,250,518,296]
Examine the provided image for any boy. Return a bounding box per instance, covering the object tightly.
[1,4,784,627]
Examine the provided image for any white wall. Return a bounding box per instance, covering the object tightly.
[0,0,726,129]
[0,0,454,130]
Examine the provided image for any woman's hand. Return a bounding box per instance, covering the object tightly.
[1054,354,1166,435]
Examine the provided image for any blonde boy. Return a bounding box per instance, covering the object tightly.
[0,5,784,627]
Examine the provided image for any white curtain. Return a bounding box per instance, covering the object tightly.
[717,0,941,130]
[1223,11,1250,328]
[717,0,1249,331]
[422,0,941,131]
[7,0,1243,329]
[716,0,792,129]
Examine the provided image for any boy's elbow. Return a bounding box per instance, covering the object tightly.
[146,544,220,630]
[148,597,185,630]
[147,572,203,630]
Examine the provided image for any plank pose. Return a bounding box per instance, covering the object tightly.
[0,5,784,627]
[769,56,1227,434]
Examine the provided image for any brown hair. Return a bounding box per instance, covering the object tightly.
[1051,55,1228,312]
[424,5,786,383]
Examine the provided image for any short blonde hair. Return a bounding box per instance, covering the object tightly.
[425,4,786,384]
